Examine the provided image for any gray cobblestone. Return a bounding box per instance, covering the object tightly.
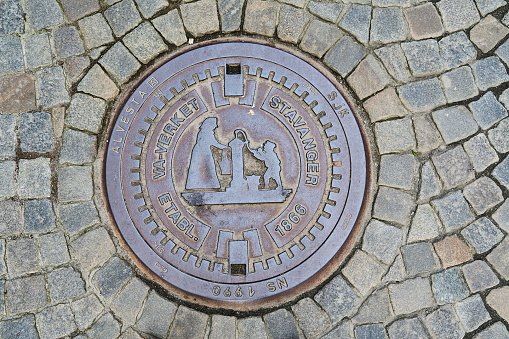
[238,317,267,339]
[6,237,41,277]
[463,177,503,215]
[405,3,444,40]
[384,254,405,283]
[486,286,509,323]
[264,309,300,339]
[373,186,415,225]
[343,250,386,295]
[0,0,24,35]
[168,306,208,339]
[493,155,509,189]
[78,14,114,50]
[371,7,407,43]
[399,78,446,113]
[36,304,76,339]
[388,317,428,339]
[469,92,508,130]
[72,227,115,271]
[440,66,479,103]
[71,294,104,330]
[363,219,402,264]
[58,165,93,202]
[488,117,509,153]
[324,36,365,77]
[181,0,220,37]
[0,36,23,75]
[432,267,470,304]
[472,56,509,91]
[339,4,371,44]
[38,232,70,266]
[292,298,330,337]
[54,26,85,59]
[455,294,491,332]
[66,93,107,134]
[210,315,236,339]
[25,33,52,69]
[7,274,47,314]
[425,305,465,339]
[375,44,411,83]
[402,39,444,77]
[353,288,392,324]
[93,256,133,299]
[474,322,509,338]
[432,106,478,144]
[496,38,509,69]
[0,201,22,235]
[120,328,144,339]
[300,19,341,58]
[437,0,480,32]
[60,201,100,235]
[0,315,39,339]
[374,118,415,154]
[389,277,435,315]
[20,112,54,153]
[475,0,505,16]
[364,88,407,123]
[25,0,63,30]
[486,237,509,279]
[152,10,187,47]
[0,240,6,276]
[59,129,96,165]
[439,31,477,69]
[104,0,142,37]
[315,275,361,322]
[0,114,16,157]
[380,154,418,190]
[471,16,508,53]
[464,134,499,172]
[277,5,309,44]
[432,146,475,189]
[218,0,244,33]
[135,0,167,18]
[111,278,149,325]
[493,200,509,233]
[87,312,121,339]
[48,266,85,303]
[348,55,390,100]
[36,66,70,108]
[0,161,15,199]
[418,161,442,202]
[18,158,51,199]
[432,191,475,231]
[308,1,342,23]
[137,290,177,337]
[402,242,439,275]
[61,0,100,22]
[408,204,442,242]
[123,22,167,64]
[414,114,444,153]
[77,64,119,101]
[356,324,387,339]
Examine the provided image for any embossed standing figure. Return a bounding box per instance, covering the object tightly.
[186,117,227,190]
[252,141,282,190]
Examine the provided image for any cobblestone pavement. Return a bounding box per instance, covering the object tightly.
[0,0,509,338]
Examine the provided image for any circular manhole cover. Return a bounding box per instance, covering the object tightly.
[104,39,369,310]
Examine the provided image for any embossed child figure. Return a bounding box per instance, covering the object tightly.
[252,141,282,190]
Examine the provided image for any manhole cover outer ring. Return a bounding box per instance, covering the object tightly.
[101,37,372,311]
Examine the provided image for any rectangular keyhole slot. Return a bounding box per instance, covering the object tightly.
[226,63,241,75]
[230,264,247,276]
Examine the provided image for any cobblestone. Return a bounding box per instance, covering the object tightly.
[432,146,475,190]
[388,317,428,339]
[379,154,418,190]
[408,204,441,242]
[0,240,6,276]
[469,92,508,130]
[78,14,115,49]
[402,242,439,275]
[419,161,442,202]
[60,201,99,235]
[434,235,472,268]
[38,232,70,266]
[493,155,509,189]
[405,3,444,40]
[66,93,107,134]
[363,88,407,123]
[181,0,220,37]
[104,0,142,37]
[54,26,85,59]
[324,36,365,77]
[0,161,15,199]
[471,16,509,53]
[439,32,478,69]
[20,112,55,153]
[0,37,23,75]
[0,201,22,235]
[389,277,435,315]
[123,22,167,64]
[209,315,235,339]
[440,66,479,103]
[93,256,133,299]
[353,288,392,324]
[18,158,51,199]
[300,19,341,58]
[343,250,386,295]
[264,309,300,339]
[71,294,103,330]
[432,106,478,145]
[6,237,41,277]
[339,5,371,44]
[464,134,499,172]
[437,0,480,32]
[64,57,89,85]
[348,55,390,100]
[374,118,415,154]
[24,33,52,70]
[476,0,505,16]
[87,312,121,339]
[25,0,63,30]
[135,0,167,18]
[137,290,177,338]
[455,294,491,332]
[36,67,70,108]
[493,200,509,233]
[307,1,342,23]
[486,286,509,323]
[292,298,330,337]
[432,267,470,304]
[375,44,411,83]
[48,266,85,303]
[425,305,465,339]
[218,0,244,33]
[77,64,119,101]
[399,78,446,113]
[474,322,509,338]
[488,118,509,153]
[71,227,116,271]
[58,165,93,202]
[414,114,444,153]
[432,190,475,231]
[7,274,47,314]
[0,315,39,339]
[36,304,76,339]
[471,56,509,91]
[111,278,149,325]
[356,324,387,339]
[237,317,267,339]
[371,7,407,43]
[0,114,16,158]
[463,177,503,215]
[486,237,509,279]
[168,306,208,339]
[402,39,444,77]
[315,275,361,322]
[152,9,187,47]
[362,219,402,264]
[61,0,100,22]
[463,260,500,292]
[0,0,24,35]
[373,186,415,225]
[60,129,96,165]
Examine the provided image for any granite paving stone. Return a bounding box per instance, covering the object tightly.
[20,112,55,153]
[135,0,167,18]
[324,322,354,339]
[413,114,444,153]
[343,250,386,295]
[0,161,15,199]
[383,254,406,283]
[36,67,70,108]
[315,275,361,322]
[66,93,107,134]
[437,0,480,32]
[0,315,39,339]
[439,31,478,69]
[78,14,115,50]
[93,256,133,299]
[324,36,365,77]
[137,290,177,338]
[24,33,52,70]
[404,3,444,40]
[370,7,407,43]
[486,237,509,279]
[300,19,341,58]
[338,4,371,44]
[408,204,441,242]
[363,87,407,123]
[71,294,104,330]
[0,0,24,35]
[469,92,508,130]
[180,0,220,37]
[432,267,470,304]
[440,66,479,103]
[425,305,465,339]
[348,55,390,99]
[0,114,16,157]
[432,146,475,189]
[472,56,509,91]
[475,0,506,16]
[18,158,52,199]
[237,317,268,339]
[488,118,509,153]
[7,274,47,314]
[352,288,392,324]
[87,312,121,339]
[25,0,63,30]
[374,118,415,154]
[493,155,509,189]
[493,200,509,233]
[373,186,415,225]
[0,36,23,75]
[60,0,100,22]
[36,304,76,339]
[291,298,330,337]
[308,1,342,23]
[111,278,149,325]
[432,191,476,231]
[277,5,310,44]
[402,242,439,275]
[463,178,503,215]
[0,240,6,276]
[264,309,300,339]
[434,235,472,268]
[496,38,509,69]
[210,315,236,339]
[123,22,168,64]
[6,237,42,277]
[389,277,435,315]
[104,0,142,37]
[77,64,120,101]
[120,328,144,339]
[38,232,70,266]
[486,286,509,323]
[362,219,402,264]
[455,294,491,332]
[470,16,509,53]
[218,0,244,33]
[387,317,429,339]
[398,78,446,113]
[0,74,35,115]
[355,324,387,339]
[48,266,85,303]
[152,10,187,47]
[463,260,499,292]
[464,134,499,172]
[375,44,411,83]
[380,154,419,190]
[58,165,93,202]
[474,322,509,338]
[60,201,100,235]
[59,129,96,165]
[54,26,85,59]
[0,201,22,235]
[71,227,115,272]
[402,39,444,77]
[64,57,89,82]
[432,106,478,144]
[418,161,442,202]
[168,306,208,339]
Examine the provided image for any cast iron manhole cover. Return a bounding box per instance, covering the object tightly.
[104,40,369,310]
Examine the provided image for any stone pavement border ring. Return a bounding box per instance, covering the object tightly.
[102,38,371,311]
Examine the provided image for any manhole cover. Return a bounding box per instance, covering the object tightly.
[104,39,369,310]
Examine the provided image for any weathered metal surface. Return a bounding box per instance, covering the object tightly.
[103,39,369,310]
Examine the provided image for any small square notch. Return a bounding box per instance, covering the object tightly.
[226,63,241,75]
[230,264,246,276]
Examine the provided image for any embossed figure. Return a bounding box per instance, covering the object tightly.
[252,141,282,190]
[186,117,227,190]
